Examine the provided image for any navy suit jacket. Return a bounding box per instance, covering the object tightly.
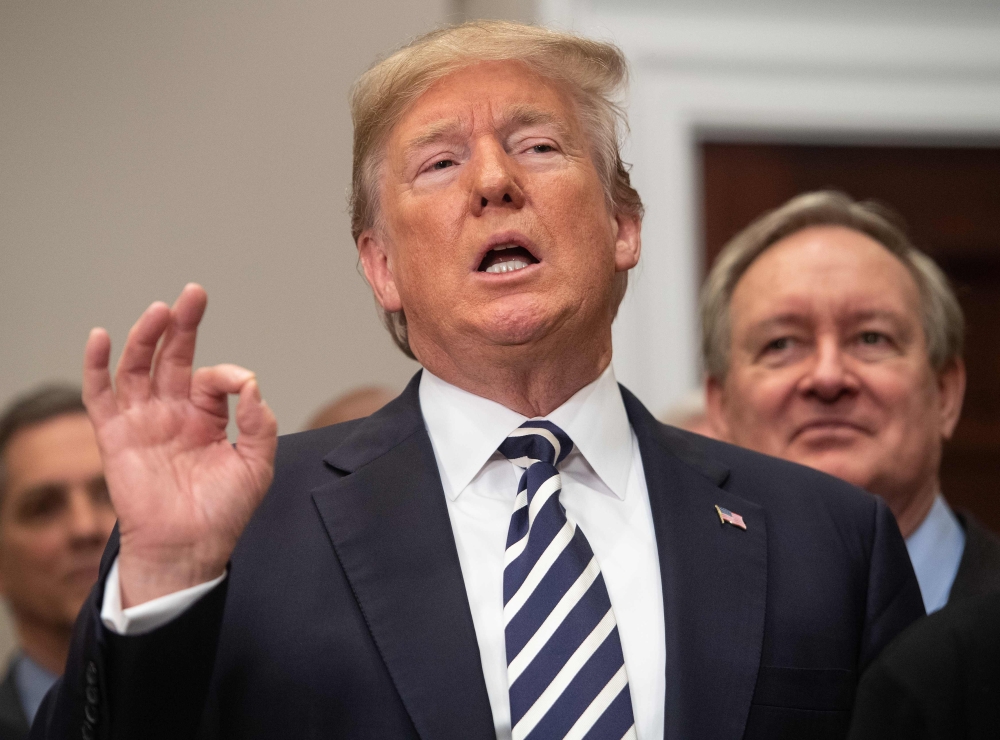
[32,374,923,740]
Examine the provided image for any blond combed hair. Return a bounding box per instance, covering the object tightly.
[700,191,965,380]
[349,21,643,357]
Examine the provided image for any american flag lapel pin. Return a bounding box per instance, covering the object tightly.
[715,504,747,531]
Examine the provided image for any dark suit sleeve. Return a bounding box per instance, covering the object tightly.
[29,532,228,740]
[858,498,925,673]
[847,663,931,740]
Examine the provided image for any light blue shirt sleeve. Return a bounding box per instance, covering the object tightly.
[904,494,966,613]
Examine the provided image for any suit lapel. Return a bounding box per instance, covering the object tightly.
[312,374,495,740]
[622,388,768,740]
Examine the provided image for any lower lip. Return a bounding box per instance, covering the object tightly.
[473,262,541,280]
[797,424,865,439]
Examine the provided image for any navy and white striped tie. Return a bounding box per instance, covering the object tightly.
[499,420,636,740]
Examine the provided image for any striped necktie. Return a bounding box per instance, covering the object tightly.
[499,420,636,740]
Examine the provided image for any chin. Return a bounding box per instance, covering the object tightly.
[797,452,875,491]
[478,302,563,346]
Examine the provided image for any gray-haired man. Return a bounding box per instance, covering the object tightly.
[704,190,1000,614]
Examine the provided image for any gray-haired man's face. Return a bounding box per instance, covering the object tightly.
[706,225,965,534]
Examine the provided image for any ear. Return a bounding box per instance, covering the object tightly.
[937,357,966,440]
[612,210,641,273]
[357,229,403,313]
[704,375,732,441]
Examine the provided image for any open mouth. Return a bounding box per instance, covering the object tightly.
[477,244,540,274]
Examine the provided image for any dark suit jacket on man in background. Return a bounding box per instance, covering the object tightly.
[0,663,29,740]
[950,511,1000,602]
[31,375,924,740]
[848,590,1000,740]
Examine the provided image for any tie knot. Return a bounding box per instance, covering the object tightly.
[499,421,574,469]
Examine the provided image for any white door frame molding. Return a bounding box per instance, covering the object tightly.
[540,0,1000,415]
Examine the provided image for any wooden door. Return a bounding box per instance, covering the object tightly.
[701,141,1000,531]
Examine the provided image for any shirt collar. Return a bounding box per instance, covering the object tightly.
[905,493,966,613]
[15,653,58,725]
[418,363,633,502]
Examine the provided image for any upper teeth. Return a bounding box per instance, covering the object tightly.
[486,259,530,274]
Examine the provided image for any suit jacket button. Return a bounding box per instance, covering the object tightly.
[84,703,98,723]
[86,661,98,686]
[86,686,98,704]
[81,724,94,740]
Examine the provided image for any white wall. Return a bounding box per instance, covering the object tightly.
[0,0,463,432]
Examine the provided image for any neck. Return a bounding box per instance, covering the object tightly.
[414,329,613,417]
[14,618,70,676]
[884,477,939,539]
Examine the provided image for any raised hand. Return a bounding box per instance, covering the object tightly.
[83,284,277,607]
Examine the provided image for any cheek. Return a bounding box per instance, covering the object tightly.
[4,528,65,572]
[391,214,463,284]
[864,368,934,424]
[734,373,797,423]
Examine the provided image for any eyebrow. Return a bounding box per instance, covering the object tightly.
[748,309,910,335]
[403,105,571,155]
[16,473,106,499]
[405,120,467,154]
[494,105,568,139]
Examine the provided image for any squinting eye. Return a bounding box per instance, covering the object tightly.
[766,337,792,352]
[431,159,456,170]
[531,144,554,153]
[859,332,884,344]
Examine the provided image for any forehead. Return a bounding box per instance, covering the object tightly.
[387,60,581,149]
[731,226,922,326]
[3,413,100,490]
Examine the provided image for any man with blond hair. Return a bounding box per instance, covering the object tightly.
[703,190,1000,615]
[34,25,920,740]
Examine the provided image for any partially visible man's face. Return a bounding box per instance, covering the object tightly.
[359,60,640,363]
[707,226,965,518]
[0,413,115,632]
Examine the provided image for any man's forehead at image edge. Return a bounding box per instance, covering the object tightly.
[699,190,965,381]
[347,20,644,359]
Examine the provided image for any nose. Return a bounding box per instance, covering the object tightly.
[67,489,108,546]
[797,336,859,403]
[468,139,525,216]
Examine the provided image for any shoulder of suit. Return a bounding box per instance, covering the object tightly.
[869,590,1000,687]
[0,661,28,737]
[265,420,370,494]
[951,510,1000,600]
[656,421,878,517]
[275,421,365,465]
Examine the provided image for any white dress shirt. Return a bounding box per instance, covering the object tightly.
[419,365,665,740]
[102,364,665,739]
[905,493,966,613]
